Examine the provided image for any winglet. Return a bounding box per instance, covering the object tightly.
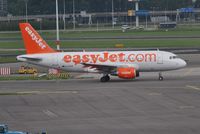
[19,23,56,54]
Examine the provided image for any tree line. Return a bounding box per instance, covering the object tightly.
[7,0,200,16]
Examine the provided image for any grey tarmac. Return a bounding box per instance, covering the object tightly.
[0,64,200,134]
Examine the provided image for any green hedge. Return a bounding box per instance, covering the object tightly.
[0,19,65,31]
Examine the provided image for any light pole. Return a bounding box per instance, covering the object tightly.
[73,0,75,30]
[192,0,197,22]
[56,0,60,50]
[152,7,155,28]
[135,0,139,27]
[24,0,28,22]
[112,0,114,28]
[145,14,147,29]
[63,0,66,30]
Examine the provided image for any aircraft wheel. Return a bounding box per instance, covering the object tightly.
[100,75,110,82]
[158,72,164,81]
[100,77,107,82]
[159,76,164,81]
[105,75,110,81]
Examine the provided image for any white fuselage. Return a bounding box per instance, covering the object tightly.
[17,50,187,73]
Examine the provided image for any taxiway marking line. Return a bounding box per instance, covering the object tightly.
[186,85,200,91]
[43,110,58,118]
[179,105,195,109]
[148,92,162,96]
[0,91,78,96]
[18,91,78,94]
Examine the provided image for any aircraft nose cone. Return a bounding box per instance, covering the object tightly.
[180,59,187,68]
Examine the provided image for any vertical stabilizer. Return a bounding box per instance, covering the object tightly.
[19,23,56,54]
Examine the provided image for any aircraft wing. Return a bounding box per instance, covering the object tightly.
[82,63,116,73]
[81,63,139,73]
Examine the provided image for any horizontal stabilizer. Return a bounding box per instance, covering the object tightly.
[17,55,42,62]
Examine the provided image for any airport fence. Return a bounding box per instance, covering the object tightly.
[0,67,11,75]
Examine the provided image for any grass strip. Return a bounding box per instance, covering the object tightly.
[0,92,32,96]
[2,27,200,38]
[0,38,200,49]
[0,74,70,81]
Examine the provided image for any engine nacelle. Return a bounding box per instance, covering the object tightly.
[117,67,137,79]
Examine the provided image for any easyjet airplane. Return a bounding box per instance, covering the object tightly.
[17,23,187,82]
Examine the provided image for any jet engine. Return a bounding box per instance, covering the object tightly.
[116,67,138,79]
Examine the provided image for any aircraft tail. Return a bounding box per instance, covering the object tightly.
[19,23,56,54]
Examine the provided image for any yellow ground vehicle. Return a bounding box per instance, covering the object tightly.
[18,66,37,74]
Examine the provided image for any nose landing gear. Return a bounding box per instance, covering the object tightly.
[159,72,164,81]
[100,75,110,82]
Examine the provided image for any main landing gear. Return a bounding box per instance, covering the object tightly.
[100,74,110,82]
[159,72,164,81]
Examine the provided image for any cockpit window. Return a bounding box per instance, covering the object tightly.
[169,56,179,59]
